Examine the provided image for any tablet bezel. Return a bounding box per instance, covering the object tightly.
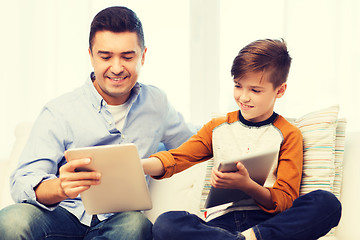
[66,143,152,214]
[205,148,279,209]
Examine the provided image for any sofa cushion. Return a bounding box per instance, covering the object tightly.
[294,105,340,195]
[294,106,344,238]
[0,122,33,209]
[333,118,346,199]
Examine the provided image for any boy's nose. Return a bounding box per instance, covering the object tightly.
[240,92,250,102]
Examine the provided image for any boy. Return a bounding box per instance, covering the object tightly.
[142,39,341,240]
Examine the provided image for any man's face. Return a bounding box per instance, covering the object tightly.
[233,71,286,123]
[89,31,146,105]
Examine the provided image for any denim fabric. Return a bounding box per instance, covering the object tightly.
[153,211,246,240]
[253,190,342,240]
[0,203,152,240]
[153,190,341,240]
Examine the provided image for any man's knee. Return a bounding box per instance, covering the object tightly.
[0,203,39,238]
[108,211,153,239]
[127,211,152,234]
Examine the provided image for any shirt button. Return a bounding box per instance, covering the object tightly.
[108,121,112,125]
[122,134,125,139]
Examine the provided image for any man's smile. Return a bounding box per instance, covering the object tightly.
[107,76,128,82]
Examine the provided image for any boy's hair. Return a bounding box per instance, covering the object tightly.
[231,39,292,88]
[89,6,145,52]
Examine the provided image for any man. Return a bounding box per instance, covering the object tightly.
[0,6,193,239]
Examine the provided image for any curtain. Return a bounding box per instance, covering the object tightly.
[1,0,359,159]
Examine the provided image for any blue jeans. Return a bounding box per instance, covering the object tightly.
[0,203,152,240]
[153,190,342,240]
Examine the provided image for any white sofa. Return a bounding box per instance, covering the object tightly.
[0,120,359,239]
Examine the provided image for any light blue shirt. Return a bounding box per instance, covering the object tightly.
[10,76,193,226]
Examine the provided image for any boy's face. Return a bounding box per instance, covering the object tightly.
[89,31,147,105]
[233,71,286,123]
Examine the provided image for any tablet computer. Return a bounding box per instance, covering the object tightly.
[204,148,278,209]
[66,143,152,214]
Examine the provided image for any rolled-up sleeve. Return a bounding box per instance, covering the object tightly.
[10,107,67,210]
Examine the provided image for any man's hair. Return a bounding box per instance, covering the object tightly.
[89,6,145,52]
[231,39,292,88]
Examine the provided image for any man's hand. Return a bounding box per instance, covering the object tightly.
[59,154,101,199]
[34,153,101,206]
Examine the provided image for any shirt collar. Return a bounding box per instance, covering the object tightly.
[85,72,142,113]
[238,110,278,127]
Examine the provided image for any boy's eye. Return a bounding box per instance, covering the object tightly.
[234,84,241,88]
[252,89,261,93]
[123,56,133,60]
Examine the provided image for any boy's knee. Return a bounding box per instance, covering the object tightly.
[303,190,342,221]
[153,211,189,238]
[310,190,341,208]
[154,211,186,227]
[316,190,341,214]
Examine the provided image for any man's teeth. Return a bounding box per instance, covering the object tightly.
[110,77,125,81]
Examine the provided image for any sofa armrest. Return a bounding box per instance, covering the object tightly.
[0,122,33,209]
[335,131,360,239]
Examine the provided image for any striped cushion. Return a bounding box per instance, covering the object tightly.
[199,158,214,218]
[290,106,344,238]
[333,118,346,199]
[295,105,340,195]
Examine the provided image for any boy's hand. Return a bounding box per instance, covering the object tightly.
[59,153,101,199]
[211,161,274,209]
[210,162,252,190]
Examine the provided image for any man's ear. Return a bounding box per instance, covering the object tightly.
[141,47,147,65]
[88,48,94,67]
[276,83,287,98]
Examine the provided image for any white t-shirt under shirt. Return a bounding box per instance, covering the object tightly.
[107,102,131,132]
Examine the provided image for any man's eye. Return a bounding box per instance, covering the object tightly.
[123,56,133,60]
[101,56,111,60]
[252,89,261,93]
[234,84,241,88]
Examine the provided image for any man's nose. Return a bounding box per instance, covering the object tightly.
[111,58,124,75]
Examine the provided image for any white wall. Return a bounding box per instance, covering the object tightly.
[218,0,360,128]
[1,0,359,160]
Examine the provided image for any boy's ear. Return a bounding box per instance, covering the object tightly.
[276,83,287,98]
